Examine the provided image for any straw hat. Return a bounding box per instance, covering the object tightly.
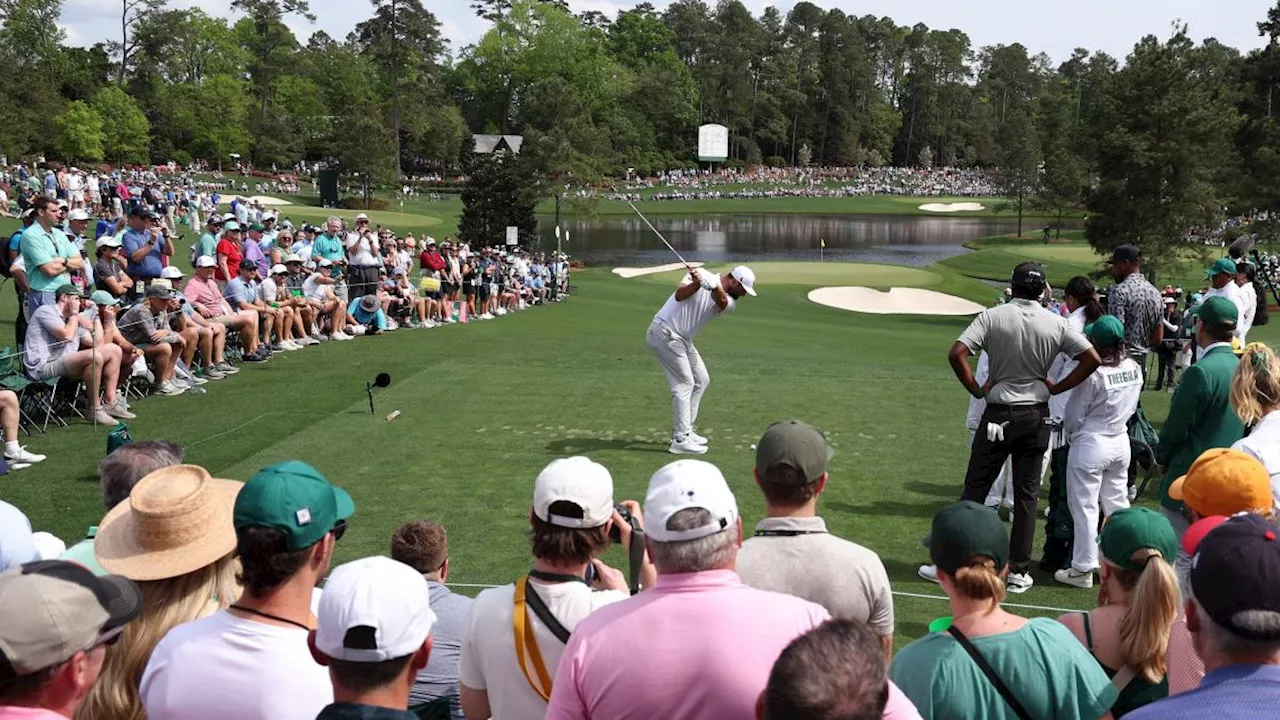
[95,464,243,581]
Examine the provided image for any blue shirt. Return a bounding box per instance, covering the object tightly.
[121,227,167,280]
[347,298,387,329]
[224,277,258,308]
[1125,665,1280,720]
[0,500,39,571]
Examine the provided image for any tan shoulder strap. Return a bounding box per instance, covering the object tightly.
[513,577,554,702]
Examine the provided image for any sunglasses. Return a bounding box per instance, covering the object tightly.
[331,519,348,542]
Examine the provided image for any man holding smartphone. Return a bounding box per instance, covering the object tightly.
[122,207,170,293]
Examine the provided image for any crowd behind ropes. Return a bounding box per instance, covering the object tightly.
[0,169,568,455]
[605,165,998,202]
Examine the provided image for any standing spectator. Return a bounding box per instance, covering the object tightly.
[1167,449,1272,575]
[309,557,437,720]
[242,224,269,277]
[23,285,125,425]
[935,262,1100,594]
[121,209,170,290]
[20,196,83,317]
[1234,262,1257,343]
[544,459,830,720]
[93,235,132,298]
[345,214,380,299]
[737,420,894,657]
[391,520,472,720]
[760,619,922,720]
[1105,245,1165,357]
[1156,297,1245,555]
[459,457,640,720]
[1058,508,1180,717]
[0,560,143,719]
[1125,513,1280,719]
[1200,258,1249,343]
[119,285,188,396]
[80,464,242,720]
[1231,343,1280,509]
[1155,297,1182,391]
[60,440,185,575]
[1056,316,1143,588]
[140,460,355,720]
[214,221,244,282]
[313,217,344,263]
[195,215,221,263]
[891,501,1118,719]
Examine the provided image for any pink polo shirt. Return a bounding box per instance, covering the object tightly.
[0,706,67,720]
[182,275,230,317]
[545,569,827,720]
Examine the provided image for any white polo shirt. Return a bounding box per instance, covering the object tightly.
[1202,281,1248,339]
[1234,410,1280,514]
[652,273,734,340]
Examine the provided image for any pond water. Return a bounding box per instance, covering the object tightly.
[535,214,1080,267]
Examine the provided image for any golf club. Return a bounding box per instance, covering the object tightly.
[628,201,693,272]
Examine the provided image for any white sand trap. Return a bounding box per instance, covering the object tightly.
[248,195,292,207]
[809,286,985,316]
[612,261,705,278]
[918,202,986,212]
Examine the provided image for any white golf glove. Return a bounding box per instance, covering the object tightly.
[985,421,1009,442]
[699,273,717,291]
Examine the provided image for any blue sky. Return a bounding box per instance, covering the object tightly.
[60,0,1276,64]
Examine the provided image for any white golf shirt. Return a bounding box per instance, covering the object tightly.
[1233,410,1280,514]
[1202,281,1248,339]
[345,231,378,267]
[1062,357,1143,441]
[652,273,734,340]
[1237,281,1257,342]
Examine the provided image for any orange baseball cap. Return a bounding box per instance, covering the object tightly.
[1169,449,1273,517]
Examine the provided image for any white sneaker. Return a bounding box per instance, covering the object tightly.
[1054,567,1094,589]
[5,446,46,464]
[1006,572,1034,594]
[155,380,186,396]
[189,375,208,385]
[281,340,301,351]
[669,435,708,455]
[480,313,494,320]
[495,308,507,316]
[688,431,708,445]
[9,462,31,471]
[918,564,940,584]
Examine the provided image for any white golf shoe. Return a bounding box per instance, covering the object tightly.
[669,435,708,455]
[688,431,708,445]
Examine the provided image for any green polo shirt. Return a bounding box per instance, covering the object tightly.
[21,223,78,292]
[1156,344,1246,510]
[58,526,105,575]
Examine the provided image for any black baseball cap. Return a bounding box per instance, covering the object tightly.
[1010,262,1046,292]
[1190,513,1280,640]
[1106,245,1141,265]
[929,501,1008,575]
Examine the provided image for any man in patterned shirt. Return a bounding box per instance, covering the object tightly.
[1106,244,1164,358]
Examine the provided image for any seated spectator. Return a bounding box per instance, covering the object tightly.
[391,520,473,719]
[225,260,283,354]
[460,457,641,720]
[309,556,437,719]
[61,440,185,574]
[159,266,233,378]
[760,619,921,720]
[92,235,132,298]
[303,259,349,341]
[184,256,264,361]
[214,221,244,282]
[1,500,41,570]
[81,464,242,720]
[84,291,141,412]
[23,284,126,425]
[119,285,188,396]
[259,264,304,350]
[1230,342,1280,510]
[737,420,895,658]
[1058,508,1180,717]
[1126,513,1280,719]
[890,501,1117,719]
[0,560,143,719]
[348,294,388,335]
[141,460,355,720]
[280,255,319,345]
[0,390,43,470]
[544,459,829,720]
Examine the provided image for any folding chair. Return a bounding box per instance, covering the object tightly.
[0,347,36,435]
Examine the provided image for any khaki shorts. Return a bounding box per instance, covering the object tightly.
[29,357,68,381]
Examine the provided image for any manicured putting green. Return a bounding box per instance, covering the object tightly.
[639,261,944,288]
[1015,244,1106,265]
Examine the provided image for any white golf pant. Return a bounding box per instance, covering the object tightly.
[647,321,708,438]
[1067,432,1131,572]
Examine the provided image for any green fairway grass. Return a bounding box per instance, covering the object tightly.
[635,261,953,291]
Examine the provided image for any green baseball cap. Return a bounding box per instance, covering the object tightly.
[755,420,833,483]
[249,223,265,232]
[89,290,119,306]
[223,221,241,232]
[1099,507,1178,571]
[54,284,83,299]
[929,501,1008,575]
[1084,315,1124,347]
[233,461,355,551]
[1191,295,1238,330]
[1205,257,1237,278]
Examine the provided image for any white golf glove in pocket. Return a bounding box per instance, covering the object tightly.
[986,421,1009,442]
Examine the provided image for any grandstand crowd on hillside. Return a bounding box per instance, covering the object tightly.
[606,165,998,201]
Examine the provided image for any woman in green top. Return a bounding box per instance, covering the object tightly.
[1058,507,1180,717]
[891,501,1118,719]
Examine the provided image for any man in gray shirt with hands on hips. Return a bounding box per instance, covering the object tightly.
[921,262,1100,595]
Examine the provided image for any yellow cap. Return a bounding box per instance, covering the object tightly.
[1169,448,1272,517]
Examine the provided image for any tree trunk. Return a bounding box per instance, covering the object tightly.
[118,0,128,84]
[391,0,402,180]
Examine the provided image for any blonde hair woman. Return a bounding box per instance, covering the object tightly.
[77,464,242,720]
[1230,342,1280,512]
[891,501,1119,719]
[1059,508,1180,717]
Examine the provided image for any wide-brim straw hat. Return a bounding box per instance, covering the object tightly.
[95,464,243,581]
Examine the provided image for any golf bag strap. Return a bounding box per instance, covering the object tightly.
[627,528,645,595]
[947,626,1033,720]
[513,577,564,702]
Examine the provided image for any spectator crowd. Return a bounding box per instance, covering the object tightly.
[605,165,998,202]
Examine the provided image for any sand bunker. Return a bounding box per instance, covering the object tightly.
[612,261,705,278]
[918,202,985,212]
[809,286,985,316]
[248,195,292,207]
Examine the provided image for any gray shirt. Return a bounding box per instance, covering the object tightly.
[958,299,1092,405]
[737,516,894,637]
[23,304,85,377]
[119,303,179,347]
[410,581,474,719]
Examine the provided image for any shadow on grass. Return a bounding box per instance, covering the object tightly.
[544,438,670,455]
[826,498,951,521]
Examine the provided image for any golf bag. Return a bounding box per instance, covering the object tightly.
[1039,445,1073,572]
[1128,407,1160,498]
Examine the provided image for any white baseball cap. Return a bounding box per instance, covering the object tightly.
[221,212,236,222]
[195,255,217,268]
[730,266,757,296]
[95,235,122,249]
[318,258,333,267]
[67,209,91,221]
[643,460,739,542]
[532,457,614,529]
[285,253,303,263]
[270,263,287,275]
[315,556,436,663]
[160,266,185,279]
[355,213,370,222]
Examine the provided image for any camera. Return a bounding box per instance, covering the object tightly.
[608,503,641,544]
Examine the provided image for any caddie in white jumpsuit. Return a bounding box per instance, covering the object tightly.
[1056,315,1143,588]
[646,265,756,455]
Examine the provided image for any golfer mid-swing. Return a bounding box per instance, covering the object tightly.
[647,265,756,455]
